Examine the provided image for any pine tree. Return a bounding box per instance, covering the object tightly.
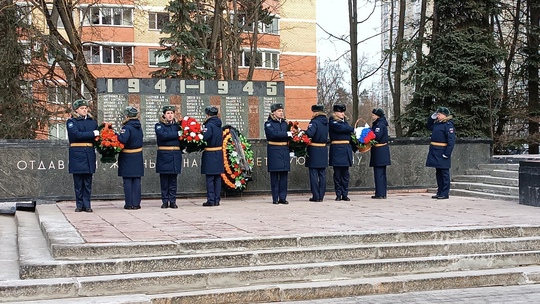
[0,1,48,139]
[402,0,505,137]
[151,0,216,79]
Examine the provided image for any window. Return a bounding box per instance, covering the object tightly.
[83,45,133,64]
[47,86,69,105]
[259,17,279,34]
[149,49,168,66]
[234,12,279,34]
[82,6,133,26]
[149,12,169,30]
[47,7,66,28]
[240,50,279,69]
[47,45,73,65]
[17,4,32,26]
[48,122,67,140]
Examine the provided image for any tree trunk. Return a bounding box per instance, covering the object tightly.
[392,0,406,137]
[348,0,359,120]
[527,0,539,154]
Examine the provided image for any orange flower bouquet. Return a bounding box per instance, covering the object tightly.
[288,121,311,157]
[94,123,124,163]
[179,116,206,153]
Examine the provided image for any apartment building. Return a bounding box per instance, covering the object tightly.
[18,0,317,139]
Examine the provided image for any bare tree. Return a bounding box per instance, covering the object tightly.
[317,59,351,112]
[526,0,540,153]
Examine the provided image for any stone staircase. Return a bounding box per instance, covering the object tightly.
[4,208,540,303]
[451,163,519,201]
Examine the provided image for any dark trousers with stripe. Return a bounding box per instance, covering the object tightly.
[435,168,451,197]
[206,174,222,204]
[123,177,141,208]
[270,171,288,202]
[73,174,92,210]
[333,167,349,199]
[160,174,178,205]
[309,168,326,200]
[373,166,387,197]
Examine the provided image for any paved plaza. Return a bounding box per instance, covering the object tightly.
[55,190,540,244]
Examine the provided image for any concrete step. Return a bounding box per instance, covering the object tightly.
[449,189,518,201]
[451,182,519,196]
[452,175,519,187]
[4,268,540,304]
[34,203,540,260]
[464,169,519,179]
[19,236,540,279]
[491,169,519,179]
[0,214,18,281]
[478,163,520,171]
[4,267,540,303]
[3,257,540,302]
[465,169,493,176]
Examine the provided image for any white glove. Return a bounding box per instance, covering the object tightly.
[431,112,438,119]
[93,130,99,136]
[442,154,448,159]
[178,131,182,136]
[287,131,292,137]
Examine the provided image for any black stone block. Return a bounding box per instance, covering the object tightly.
[519,161,540,207]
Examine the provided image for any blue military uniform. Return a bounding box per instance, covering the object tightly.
[328,108,354,201]
[264,105,290,204]
[117,107,144,209]
[201,107,224,207]
[305,108,329,202]
[155,114,182,209]
[426,108,456,199]
[370,110,391,199]
[67,109,98,212]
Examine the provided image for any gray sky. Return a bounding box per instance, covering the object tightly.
[316,1,381,63]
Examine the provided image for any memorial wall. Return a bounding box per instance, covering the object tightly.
[0,138,492,202]
[96,78,284,139]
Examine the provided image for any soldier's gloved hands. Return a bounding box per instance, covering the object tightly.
[178,131,183,137]
[287,131,292,137]
[431,112,438,119]
[93,130,100,136]
[442,154,448,159]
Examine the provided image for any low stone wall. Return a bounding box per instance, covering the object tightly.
[0,138,491,202]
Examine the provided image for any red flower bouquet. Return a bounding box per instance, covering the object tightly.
[179,116,206,153]
[94,122,124,163]
[288,121,311,157]
[221,125,254,192]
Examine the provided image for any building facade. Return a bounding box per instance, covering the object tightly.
[17,0,317,139]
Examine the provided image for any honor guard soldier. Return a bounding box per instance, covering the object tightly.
[305,104,329,202]
[117,106,144,209]
[155,105,182,209]
[426,106,456,199]
[328,104,354,201]
[67,99,99,212]
[201,106,224,207]
[264,103,292,205]
[370,108,391,199]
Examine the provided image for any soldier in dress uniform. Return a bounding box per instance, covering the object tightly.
[201,106,224,207]
[426,106,456,199]
[305,104,329,202]
[264,103,292,205]
[155,105,182,209]
[117,106,144,209]
[67,99,99,212]
[370,108,391,199]
[328,104,354,201]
